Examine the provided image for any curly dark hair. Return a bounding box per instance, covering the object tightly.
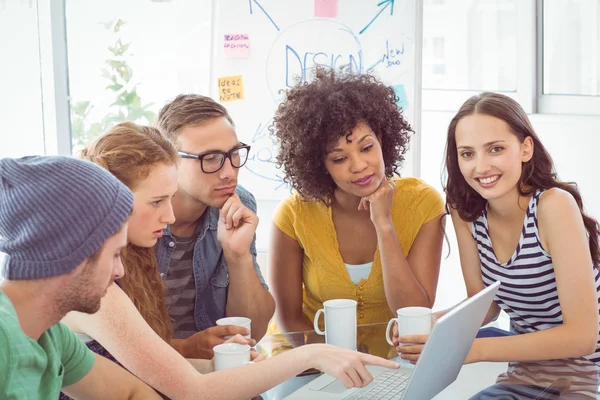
[270,69,412,203]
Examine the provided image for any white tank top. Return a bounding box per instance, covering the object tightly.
[344,261,373,284]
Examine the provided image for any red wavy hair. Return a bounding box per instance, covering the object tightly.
[80,122,179,341]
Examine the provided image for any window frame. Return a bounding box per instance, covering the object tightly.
[46,0,72,156]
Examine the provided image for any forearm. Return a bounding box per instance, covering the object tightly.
[470,324,598,363]
[187,358,214,374]
[434,300,500,329]
[275,311,314,333]
[376,223,431,311]
[198,347,312,399]
[225,253,275,340]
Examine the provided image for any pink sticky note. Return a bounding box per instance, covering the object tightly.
[224,34,250,59]
[314,0,338,18]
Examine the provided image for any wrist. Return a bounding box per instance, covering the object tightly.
[373,218,395,233]
[295,345,317,371]
[172,338,191,358]
[223,251,253,266]
[467,339,485,364]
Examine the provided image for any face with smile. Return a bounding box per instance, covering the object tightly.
[176,117,242,208]
[324,121,386,198]
[128,163,178,247]
[455,113,533,201]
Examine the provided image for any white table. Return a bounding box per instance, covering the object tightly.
[257,323,509,399]
[260,360,508,399]
[258,324,599,399]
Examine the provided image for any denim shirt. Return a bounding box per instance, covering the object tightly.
[156,185,268,332]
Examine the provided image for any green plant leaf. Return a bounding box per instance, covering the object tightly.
[114,19,126,33]
[107,59,125,70]
[142,110,157,122]
[120,65,133,83]
[105,83,124,92]
[72,101,91,116]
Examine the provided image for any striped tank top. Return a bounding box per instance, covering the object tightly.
[472,190,600,365]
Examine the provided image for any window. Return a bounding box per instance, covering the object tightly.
[65,0,212,153]
[423,0,518,92]
[543,0,600,96]
[432,37,445,59]
[421,0,534,112]
[540,0,600,115]
[0,1,46,157]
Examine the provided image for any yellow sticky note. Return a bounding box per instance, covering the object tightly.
[218,75,244,102]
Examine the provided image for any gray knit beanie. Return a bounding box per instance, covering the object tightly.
[0,155,134,280]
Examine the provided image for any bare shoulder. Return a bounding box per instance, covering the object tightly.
[538,187,580,222]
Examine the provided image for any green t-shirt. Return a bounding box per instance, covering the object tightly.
[0,291,96,399]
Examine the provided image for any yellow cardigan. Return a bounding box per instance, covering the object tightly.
[269,177,445,343]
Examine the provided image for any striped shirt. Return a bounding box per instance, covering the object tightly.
[164,233,198,340]
[472,190,600,365]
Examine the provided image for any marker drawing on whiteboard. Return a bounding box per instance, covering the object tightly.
[244,165,283,183]
[285,45,363,88]
[367,39,406,72]
[265,19,363,101]
[359,0,395,35]
[252,122,270,143]
[249,0,280,31]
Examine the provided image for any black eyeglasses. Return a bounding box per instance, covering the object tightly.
[178,143,251,174]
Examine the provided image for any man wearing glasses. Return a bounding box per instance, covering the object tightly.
[155,95,275,359]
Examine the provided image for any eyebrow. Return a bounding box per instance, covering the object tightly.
[151,195,172,200]
[330,134,372,153]
[457,140,506,150]
[196,142,242,156]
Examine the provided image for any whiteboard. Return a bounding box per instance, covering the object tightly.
[211,0,423,200]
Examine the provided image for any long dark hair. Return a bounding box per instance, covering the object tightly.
[443,92,600,267]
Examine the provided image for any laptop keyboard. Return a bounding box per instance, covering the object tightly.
[345,370,410,400]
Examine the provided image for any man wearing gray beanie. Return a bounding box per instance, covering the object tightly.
[0,156,160,399]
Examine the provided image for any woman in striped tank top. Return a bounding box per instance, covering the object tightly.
[398,92,600,366]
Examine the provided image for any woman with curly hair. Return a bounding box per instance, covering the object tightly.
[397,93,600,367]
[268,70,446,341]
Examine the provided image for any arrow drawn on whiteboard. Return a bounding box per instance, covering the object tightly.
[244,165,283,183]
[249,0,280,32]
[252,122,270,143]
[275,178,288,191]
[359,0,395,35]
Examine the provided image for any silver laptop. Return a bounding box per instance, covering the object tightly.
[286,281,501,400]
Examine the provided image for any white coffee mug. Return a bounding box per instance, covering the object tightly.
[313,299,357,350]
[216,316,251,339]
[386,306,432,345]
[213,343,253,371]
